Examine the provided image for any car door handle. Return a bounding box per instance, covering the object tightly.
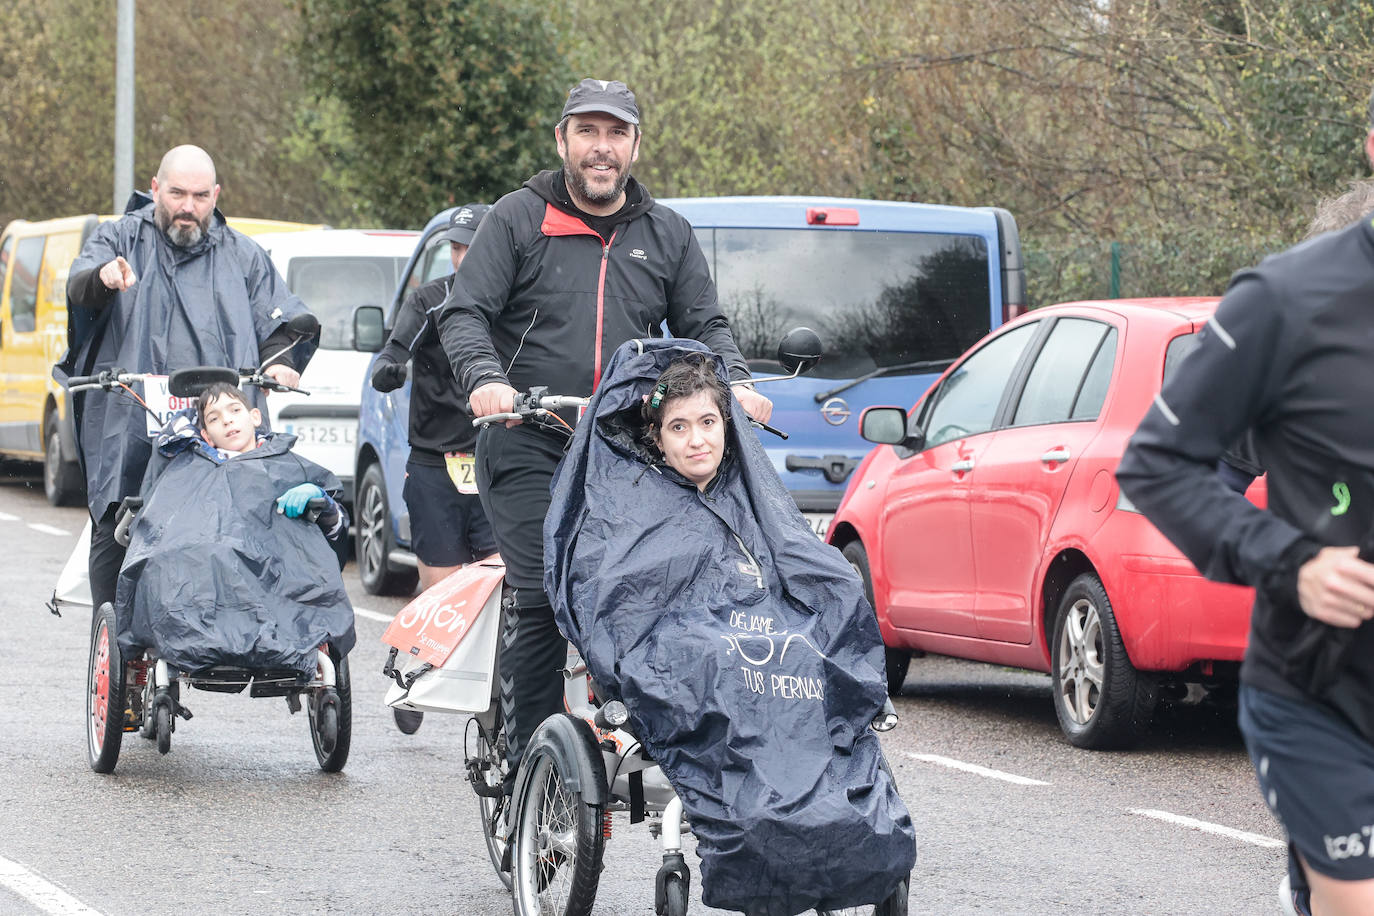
[951,459,975,473]
[1040,447,1071,465]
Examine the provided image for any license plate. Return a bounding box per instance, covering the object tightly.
[803,512,832,539]
[282,420,356,446]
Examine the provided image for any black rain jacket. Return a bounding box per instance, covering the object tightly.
[59,192,314,519]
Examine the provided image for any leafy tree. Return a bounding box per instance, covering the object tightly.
[297,0,575,226]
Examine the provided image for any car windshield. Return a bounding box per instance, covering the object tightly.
[288,256,410,349]
[695,228,992,379]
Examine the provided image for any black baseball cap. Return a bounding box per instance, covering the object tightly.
[560,78,640,126]
[436,203,489,247]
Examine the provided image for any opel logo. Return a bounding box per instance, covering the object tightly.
[820,397,851,426]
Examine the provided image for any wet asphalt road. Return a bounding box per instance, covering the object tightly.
[0,469,1285,915]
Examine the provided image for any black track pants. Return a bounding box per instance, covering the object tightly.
[476,423,571,781]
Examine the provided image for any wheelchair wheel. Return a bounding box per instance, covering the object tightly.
[511,716,606,916]
[464,715,512,889]
[86,603,126,774]
[309,649,351,772]
[662,874,689,916]
[155,702,172,755]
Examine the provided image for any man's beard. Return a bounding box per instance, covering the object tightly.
[155,203,209,247]
[568,156,631,207]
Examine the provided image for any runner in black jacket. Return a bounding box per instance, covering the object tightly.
[1117,215,1374,916]
[437,78,772,793]
[371,204,495,590]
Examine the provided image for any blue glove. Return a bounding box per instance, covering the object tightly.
[276,483,326,518]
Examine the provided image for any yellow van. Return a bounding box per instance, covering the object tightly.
[0,213,321,506]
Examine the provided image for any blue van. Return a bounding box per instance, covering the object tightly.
[664,196,1024,536]
[355,197,1023,593]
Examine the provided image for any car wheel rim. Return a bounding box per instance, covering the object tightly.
[90,623,110,752]
[361,484,384,577]
[45,431,60,494]
[1058,597,1104,725]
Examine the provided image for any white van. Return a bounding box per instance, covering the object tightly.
[253,228,419,505]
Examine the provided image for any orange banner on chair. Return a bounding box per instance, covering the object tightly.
[380,558,505,667]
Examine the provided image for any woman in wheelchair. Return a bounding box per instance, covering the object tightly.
[545,340,916,915]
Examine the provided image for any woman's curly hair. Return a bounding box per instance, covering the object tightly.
[640,353,731,453]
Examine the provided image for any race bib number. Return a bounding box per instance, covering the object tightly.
[445,451,478,494]
[140,375,194,436]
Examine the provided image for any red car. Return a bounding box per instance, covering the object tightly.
[827,298,1260,749]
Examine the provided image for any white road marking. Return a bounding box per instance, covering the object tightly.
[1130,808,1285,848]
[353,606,394,624]
[0,512,17,521]
[27,523,71,537]
[905,752,1050,786]
[0,855,104,915]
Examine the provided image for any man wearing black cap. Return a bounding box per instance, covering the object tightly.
[439,79,772,786]
[372,202,497,671]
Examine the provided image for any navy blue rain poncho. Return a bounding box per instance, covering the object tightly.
[114,417,356,676]
[57,192,315,519]
[545,339,915,915]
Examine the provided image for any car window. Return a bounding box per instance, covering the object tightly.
[695,226,992,378]
[9,236,45,333]
[288,256,408,350]
[419,240,453,284]
[1163,330,1201,384]
[922,321,1038,447]
[1071,327,1117,419]
[1012,318,1112,426]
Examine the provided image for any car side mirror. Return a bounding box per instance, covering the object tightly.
[353,305,386,353]
[860,406,924,451]
[777,327,823,376]
[168,366,240,398]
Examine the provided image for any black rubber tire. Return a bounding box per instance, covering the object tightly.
[44,415,84,507]
[155,703,172,755]
[87,603,126,774]
[1051,572,1157,749]
[355,462,418,596]
[310,650,352,772]
[466,716,513,890]
[664,874,689,916]
[511,718,606,916]
[842,540,911,696]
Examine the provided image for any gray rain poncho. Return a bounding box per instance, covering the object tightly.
[57,192,314,518]
[545,338,916,915]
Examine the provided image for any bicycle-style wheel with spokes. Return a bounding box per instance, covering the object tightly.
[510,715,606,916]
[465,712,512,889]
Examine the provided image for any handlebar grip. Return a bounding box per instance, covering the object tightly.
[304,496,331,524]
[67,374,102,387]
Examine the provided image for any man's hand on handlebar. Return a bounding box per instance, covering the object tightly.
[99,256,137,291]
[470,381,521,427]
[263,364,301,392]
[735,385,774,425]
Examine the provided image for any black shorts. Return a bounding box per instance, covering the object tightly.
[402,459,496,567]
[1239,684,1374,881]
